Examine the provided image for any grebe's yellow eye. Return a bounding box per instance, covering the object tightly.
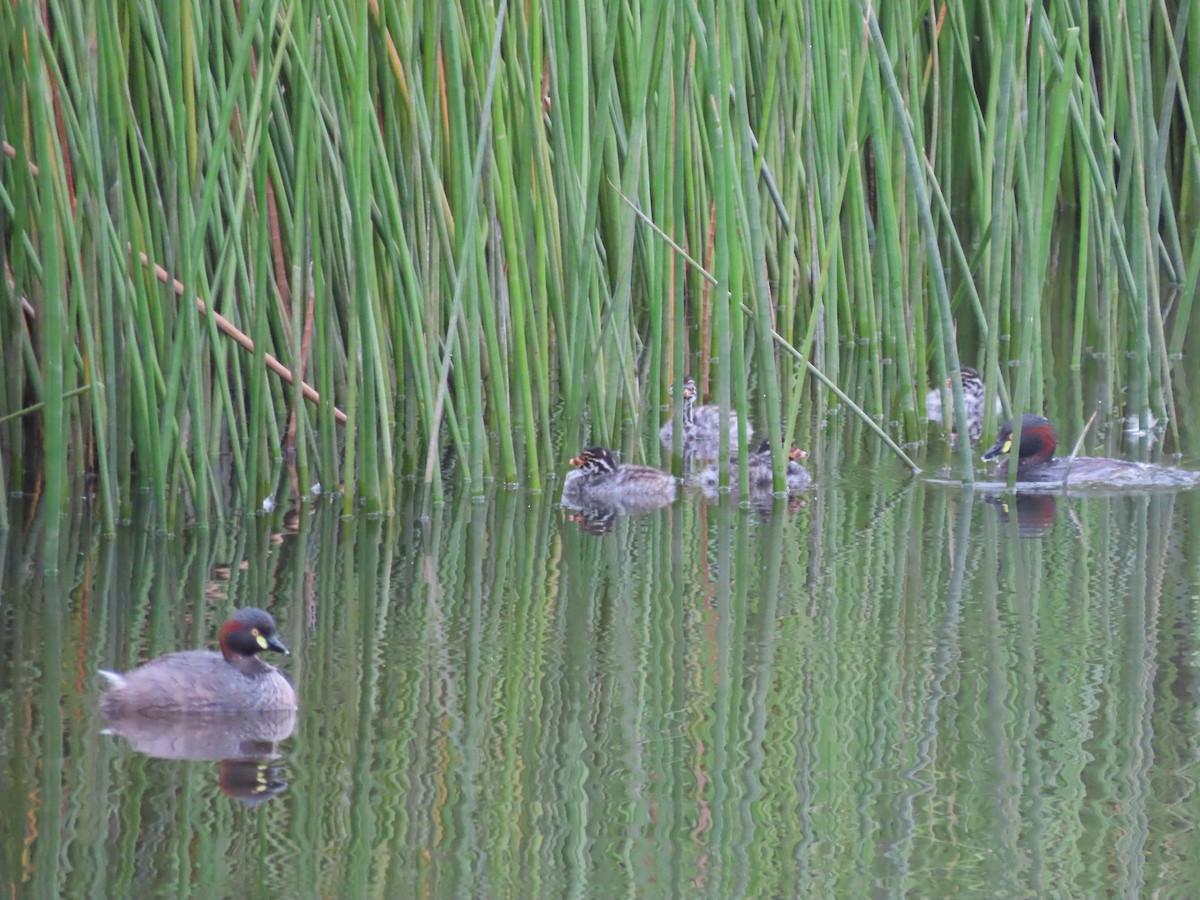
[251,628,261,637]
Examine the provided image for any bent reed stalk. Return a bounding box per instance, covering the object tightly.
[1,1,1198,540]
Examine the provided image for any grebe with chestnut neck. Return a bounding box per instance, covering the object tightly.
[981,414,1200,488]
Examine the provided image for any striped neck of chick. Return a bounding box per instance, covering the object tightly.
[680,376,698,428]
[575,446,618,475]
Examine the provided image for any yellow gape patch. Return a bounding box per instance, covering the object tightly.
[1001,439,1012,453]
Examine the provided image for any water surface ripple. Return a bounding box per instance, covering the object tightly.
[3,474,1200,897]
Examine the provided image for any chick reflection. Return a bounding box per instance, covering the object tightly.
[985,492,1058,537]
[566,507,619,535]
[697,488,807,519]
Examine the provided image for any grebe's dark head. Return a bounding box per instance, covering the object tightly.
[220,607,289,662]
[982,414,1058,468]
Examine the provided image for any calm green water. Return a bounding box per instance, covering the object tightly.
[4,453,1200,898]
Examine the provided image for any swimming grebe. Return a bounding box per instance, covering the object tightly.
[100,607,297,715]
[660,375,752,454]
[982,414,1200,488]
[561,446,677,511]
[696,439,811,495]
[926,366,1000,443]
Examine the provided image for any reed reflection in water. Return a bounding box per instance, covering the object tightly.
[2,474,1200,897]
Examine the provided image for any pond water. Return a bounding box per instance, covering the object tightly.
[4,446,1200,897]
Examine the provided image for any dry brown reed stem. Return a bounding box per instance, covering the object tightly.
[137,251,347,425]
[3,139,40,175]
[4,138,346,427]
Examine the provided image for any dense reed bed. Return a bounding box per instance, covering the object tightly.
[2,1,1199,538]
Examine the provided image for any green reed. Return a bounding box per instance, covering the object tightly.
[2,0,1199,540]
